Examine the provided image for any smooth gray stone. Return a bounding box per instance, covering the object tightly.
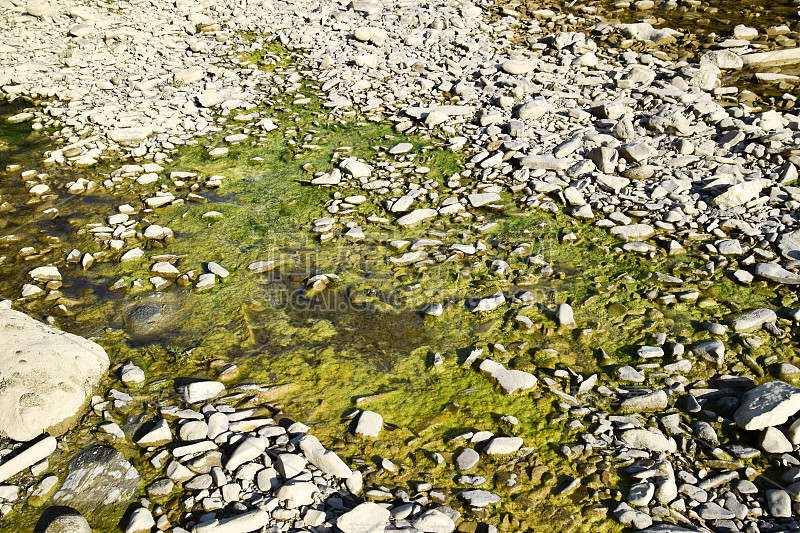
[730,308,778,331]
[753,263,800,285]
[454,448,480,471]
[734,381,800,430]
[766,489,792,517]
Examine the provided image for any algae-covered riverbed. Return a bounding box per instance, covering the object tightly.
[3,0,800,532]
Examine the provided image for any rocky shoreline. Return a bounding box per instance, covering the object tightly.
[4,0,800,531]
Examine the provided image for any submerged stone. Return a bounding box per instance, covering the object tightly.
[51,446,141,515]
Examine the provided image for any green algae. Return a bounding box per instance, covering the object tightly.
[0,35,798,533]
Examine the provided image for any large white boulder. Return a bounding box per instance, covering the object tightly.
[0,303,109,441]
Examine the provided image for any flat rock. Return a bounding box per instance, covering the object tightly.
[730,308,777,331]
[339,157,371,178]
[479,359,536,394]
[298,435,352,478]
[51,446,141,515]
[275,480,317,508]
[734,381,800,430]
[483,436,523,455]
[225,436,267,472]
[760,426,793,453]
[0,307,109,440]
[0,436,57,482]
[467,192,501,207]
[396,209,437,227]
[620,390,668,412]
[611,224,655,241]
[742,48,800,67]
[753,262,800,284]
[459,489,500,507]
[620,429,676,453]
[519,155,571,170]
[712,179,768,209]
[455,448,480,471]
[336,502,390,533]
[780,229,800,260]
[501,60,536,75]
[767,489,792,517]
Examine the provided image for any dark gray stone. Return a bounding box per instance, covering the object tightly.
[50,446,141,515]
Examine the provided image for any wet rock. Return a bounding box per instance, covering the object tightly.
[51,446,141,515]
[472,292,505,312]
[124,301,168,337]
[0,306,109,440]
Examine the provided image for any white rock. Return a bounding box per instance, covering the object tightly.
[412,509,455,533]
[298,435,352,478]
[275,480,317,508]
[336,502,390,533]
[479,359,537,394]
[0,309,108,441]
[355,411,383,438]
[27,266,61,282]
[396,209,437,227]
[0,436,56,482]
[178,381,225,404]
[620,429,676,453]
[501,59,537,74]
[484,436,524,455]
[339,157,371,178]
[135,419,172,447]
[124,507,155,533]
[225,436,267,472]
